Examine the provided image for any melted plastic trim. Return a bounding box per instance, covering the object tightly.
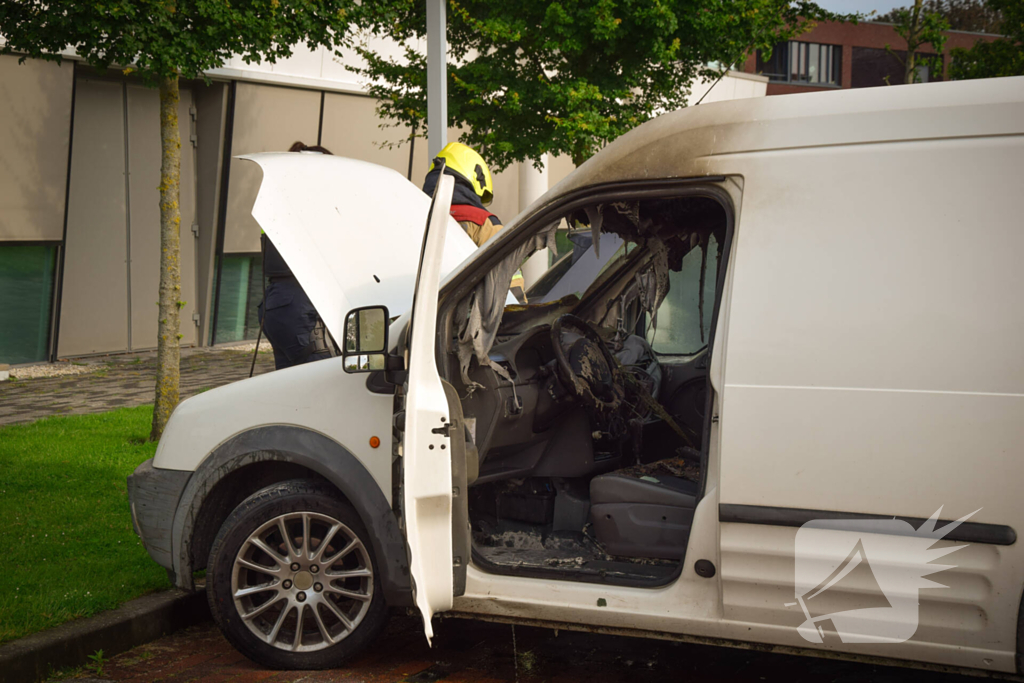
[469,544,685,589]
[438,178,736,588]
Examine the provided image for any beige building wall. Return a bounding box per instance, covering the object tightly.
[0,55,74,241]
[192,81,230,345]
[126,85,198,349]
[58,77,198,357]
[486,165,518,225]
[322,99,521,221]
[303,96,524,225]
[223,83,321,254]
[687,70,768,105]
[547,154,577,192]
[58,78,130,357]
[321,92,417,177]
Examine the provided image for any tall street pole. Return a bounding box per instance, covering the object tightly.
[426,0,448,160]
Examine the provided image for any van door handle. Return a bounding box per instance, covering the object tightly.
[431,422,454,438]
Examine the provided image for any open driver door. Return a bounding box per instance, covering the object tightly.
[341,167,471,643]
[399,169,471,642]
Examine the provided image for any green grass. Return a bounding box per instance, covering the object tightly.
[0,406,170,644]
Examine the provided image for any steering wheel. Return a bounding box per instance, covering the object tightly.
[550,314,624,413]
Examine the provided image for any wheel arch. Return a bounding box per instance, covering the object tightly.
[171,425,412,607]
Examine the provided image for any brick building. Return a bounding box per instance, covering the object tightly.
[741,20,1001,95]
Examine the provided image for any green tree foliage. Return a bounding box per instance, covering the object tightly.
[0,1,357,86]
[0,1,359,439]
[353,1,845,169]
[878,0,1003,33]
[884,0,950,84]
[949,0,1024,78]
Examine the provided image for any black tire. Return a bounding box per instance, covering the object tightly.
[207,479,389,669]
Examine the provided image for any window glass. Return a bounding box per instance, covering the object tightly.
[356,308,386,352]
[525,233,627,304]
[758,41,841,85]
[755,43,789,81]
[213,254,263,344]
[808,43,821,82]
[647,234,719,355]
[850,47,940,88]
[0,244,57,364]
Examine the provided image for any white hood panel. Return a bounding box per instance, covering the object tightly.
[242,153,480,342]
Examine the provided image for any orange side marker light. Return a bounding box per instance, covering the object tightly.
[369,436,381,449]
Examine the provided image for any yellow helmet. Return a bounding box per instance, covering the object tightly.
[430,142,494,206]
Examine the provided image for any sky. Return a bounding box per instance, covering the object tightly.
[813,0,905,16]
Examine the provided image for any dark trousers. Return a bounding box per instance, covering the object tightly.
[258,277,331,370]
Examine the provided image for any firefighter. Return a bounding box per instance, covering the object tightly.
[422,142,526,300]
[257,141,336,370]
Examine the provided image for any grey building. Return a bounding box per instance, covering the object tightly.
[0,48,756,365]
[0,52,553,365]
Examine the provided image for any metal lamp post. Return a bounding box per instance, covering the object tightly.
[426,0,447,160]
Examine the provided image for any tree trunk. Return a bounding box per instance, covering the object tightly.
[905,0,924,84]
[905,49,917,84]
[150,75,182,441]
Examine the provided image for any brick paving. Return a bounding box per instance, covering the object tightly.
[55,615,980,683]
[0,347,275,427]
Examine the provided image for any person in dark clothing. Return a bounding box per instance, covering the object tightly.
[422,142,503,246]
[257,141,335,370]
[422,142,525,300]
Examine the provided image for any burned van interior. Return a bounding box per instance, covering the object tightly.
[444,191,729,586]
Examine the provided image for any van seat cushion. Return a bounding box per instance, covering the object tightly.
[588,472,697,559]
[614,450,700,484]
[590,473,698,508]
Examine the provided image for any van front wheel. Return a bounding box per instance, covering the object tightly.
[207,479,389,669]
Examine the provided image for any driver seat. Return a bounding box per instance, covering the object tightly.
[589,472,698,560]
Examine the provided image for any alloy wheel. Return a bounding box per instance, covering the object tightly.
[231,511,374,652]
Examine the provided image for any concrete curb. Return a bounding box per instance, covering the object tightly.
[0,588,209,683]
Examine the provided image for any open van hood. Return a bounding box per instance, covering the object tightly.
[241,153,480,343]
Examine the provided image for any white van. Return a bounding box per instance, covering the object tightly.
[128,76,1024,675]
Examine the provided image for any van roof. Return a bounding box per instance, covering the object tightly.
[536,76,1024,211]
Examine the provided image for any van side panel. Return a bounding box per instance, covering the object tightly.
[717,135,1024,671]
[153,356,394,492]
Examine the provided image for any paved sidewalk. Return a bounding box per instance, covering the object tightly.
[54,616,980,683]
[0,347,275,427]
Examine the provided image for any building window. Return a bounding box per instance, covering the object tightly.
[213,254,263,344]
[757,41,843,86]
[0,243,58,364]
[851,47,939,88]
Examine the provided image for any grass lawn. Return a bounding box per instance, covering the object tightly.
[0,405,170,644]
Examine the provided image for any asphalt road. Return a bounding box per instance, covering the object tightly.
[58,615,989,683]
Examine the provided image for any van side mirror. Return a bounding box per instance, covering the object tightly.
[343,306,389,373]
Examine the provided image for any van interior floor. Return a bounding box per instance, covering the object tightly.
[471,517,680,584]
